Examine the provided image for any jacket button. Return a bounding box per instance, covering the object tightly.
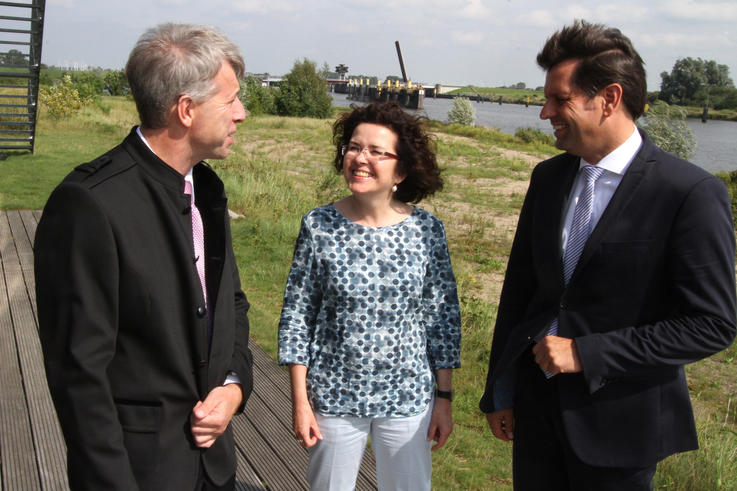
[560,301,567,310]
[196,306,207,318]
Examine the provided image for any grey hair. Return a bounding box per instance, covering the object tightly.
[125,23,245,128]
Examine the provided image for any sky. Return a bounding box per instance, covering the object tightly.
[39,0,737,91]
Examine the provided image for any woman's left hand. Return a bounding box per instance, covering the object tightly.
[427,398,453,451]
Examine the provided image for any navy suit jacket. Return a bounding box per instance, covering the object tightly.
[35,128,254,490]
[480,129,736,467]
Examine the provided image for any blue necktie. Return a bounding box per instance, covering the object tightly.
[545,165,604,377]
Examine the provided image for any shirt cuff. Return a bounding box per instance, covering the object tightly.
[223,371,241,386]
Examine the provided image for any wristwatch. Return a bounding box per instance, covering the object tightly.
[435,388,454,401]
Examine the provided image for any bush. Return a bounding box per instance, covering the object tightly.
[243,76,276,116]
[447,97,475,126]
[39,74,92,120]
[274,59,332,119]
[715,170,737,226]
[638,100,695,159]
[66,71,105,101]
[515,127,554,145]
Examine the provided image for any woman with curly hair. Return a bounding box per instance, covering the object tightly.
[278,101,461,490]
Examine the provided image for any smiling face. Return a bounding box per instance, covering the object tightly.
[343,123,404,198]
[189,61,246,161]
[540,59,607,163]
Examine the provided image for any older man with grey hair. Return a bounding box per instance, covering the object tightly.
[35,23,253,491]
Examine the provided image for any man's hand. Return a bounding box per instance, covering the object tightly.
[486,409,514,441]
[190,384,243,448]
[532,335,582,375]
[427,398,453,451]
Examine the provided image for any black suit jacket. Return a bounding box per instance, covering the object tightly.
[35,128,254,490]
[480,130,736,467]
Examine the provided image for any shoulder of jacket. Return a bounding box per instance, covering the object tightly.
[68,145,137,187]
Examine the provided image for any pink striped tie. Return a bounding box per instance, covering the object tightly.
[184,180,207,302]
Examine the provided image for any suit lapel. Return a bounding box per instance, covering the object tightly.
[538,155,580,286]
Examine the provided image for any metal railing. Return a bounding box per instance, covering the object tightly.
[0,0,44,153]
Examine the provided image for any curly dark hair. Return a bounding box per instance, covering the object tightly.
[332,102,442,204]
[537,20,647,120]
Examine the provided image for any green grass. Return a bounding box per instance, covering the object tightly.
[446,86,545,106]
[6,96,736,490]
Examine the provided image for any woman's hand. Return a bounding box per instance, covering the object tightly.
[427,397,453,451]
[289,364,322,448]
[292,399,322,448]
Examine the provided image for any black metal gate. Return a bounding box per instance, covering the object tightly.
[0,0,44,153]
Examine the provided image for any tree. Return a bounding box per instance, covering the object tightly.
[335,64,349,80]
[1,49,27,66]
[274,59,332,118]
[67,70,105,100]
[638,100,695,159]
[447,97,475,126]
[243,75,276,116]
[659,57,734,106]
[103,70,129,96]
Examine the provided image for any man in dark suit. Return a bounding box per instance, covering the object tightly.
[479,20,736,490]
[35,24,253,491]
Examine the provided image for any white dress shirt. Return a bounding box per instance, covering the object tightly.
[561,127,643,254]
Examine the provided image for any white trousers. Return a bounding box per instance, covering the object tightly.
[307,402,433,491]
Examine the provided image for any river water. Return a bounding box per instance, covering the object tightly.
[330,93,736,173]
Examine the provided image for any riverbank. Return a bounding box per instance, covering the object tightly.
[685,107,737,121]
[333,92,737,173]
[440,87,737,122]
[1,97,735,490]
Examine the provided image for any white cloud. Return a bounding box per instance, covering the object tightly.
[522,9,557,27]
[660,0,737,22]
[591,4,651,24]
[450,30,485,45]
[460,0,492,18]
[230,0,299,14]
[562,5,592,21]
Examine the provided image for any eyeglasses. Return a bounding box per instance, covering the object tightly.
[341,144,398,162]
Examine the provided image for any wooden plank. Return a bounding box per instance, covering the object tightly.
[238,392,310,489]
[0,211,40,490]
[16,210,40,334]
[10,210,37,322]
[3,211,68,490]
[234,446,267,490]
[249,341,378,490]
[232,407,309,490]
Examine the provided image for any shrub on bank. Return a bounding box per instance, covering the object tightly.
[447,97,476,126]
[39,75,92,120]
[514,127,553,146]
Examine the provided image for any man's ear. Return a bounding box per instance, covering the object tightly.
[601,83,623,117]
[176,94,195,128]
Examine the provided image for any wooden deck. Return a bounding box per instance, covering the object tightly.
[0,210,378,490]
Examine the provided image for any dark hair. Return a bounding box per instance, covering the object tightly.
[537,20,646,119]
[332,102,442,204]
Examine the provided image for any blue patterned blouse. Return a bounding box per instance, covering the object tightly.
[278,204,461,418]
